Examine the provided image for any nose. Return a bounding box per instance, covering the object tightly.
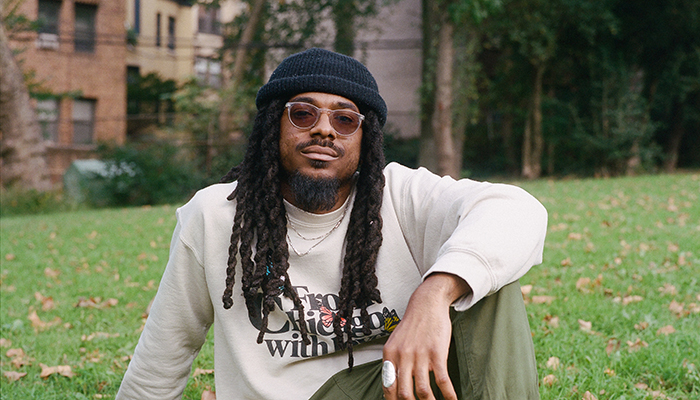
[310,110,336,139]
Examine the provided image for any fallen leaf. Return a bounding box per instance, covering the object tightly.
[688,303,700,314]
[0,338,11,348]
[201,390,217,400]
[193,368,215,378]
[532,295,555,304]
[542,374,557,386]
[622,295,643,305]
[582,391,598,400]
[669,300,686,317]
[5,253,16,261]
[667,243,679,252]
[39,363,76,379]
[568,232,583,240]
[546,356,560,370]
[626,338,649,352]
[634,383,649,390]
[576,277,592,292]
[3,371,27,381]
[658,283,677,296]
[520,285,533,296]
[75,297,118,309]
[28,310,61,331]
[604,368,615,376]
[81,332,120,341]
[605,338,620,355]
[560,258,572,267]
[634,321,649,330]
[34,292,55,311]
[544,315,560,329]
[44,268,60,278]
[656,325,676,336]
[578,319,593,333]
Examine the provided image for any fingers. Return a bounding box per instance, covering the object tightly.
[382,359,453,400]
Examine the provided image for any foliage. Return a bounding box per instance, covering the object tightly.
[1,173,698,398]
[127,72,177,116]
[93,142,205,207]
[0,188,78,217]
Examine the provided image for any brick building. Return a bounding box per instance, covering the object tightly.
[9,0,127,184]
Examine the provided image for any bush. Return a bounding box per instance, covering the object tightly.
[0,187,77,216]
[95,141,206,207]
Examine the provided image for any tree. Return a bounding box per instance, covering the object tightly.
[0,9,51,191]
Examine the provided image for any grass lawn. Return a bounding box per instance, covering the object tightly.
[1,172,699,399]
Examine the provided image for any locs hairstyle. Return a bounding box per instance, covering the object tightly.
[220,99,386,369]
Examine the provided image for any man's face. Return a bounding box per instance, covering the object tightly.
[279,92,363,211]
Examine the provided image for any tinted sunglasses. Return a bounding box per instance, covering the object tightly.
[285,102,365,137]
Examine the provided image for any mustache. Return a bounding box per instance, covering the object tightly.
[295,139,345,157]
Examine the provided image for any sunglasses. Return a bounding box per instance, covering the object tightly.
[285,102,365,137]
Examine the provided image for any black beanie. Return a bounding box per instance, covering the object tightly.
[256,48,388,126]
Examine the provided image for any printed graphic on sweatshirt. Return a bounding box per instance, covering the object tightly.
[248,285,401,359]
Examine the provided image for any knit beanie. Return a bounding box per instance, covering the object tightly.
[256,48,388,126]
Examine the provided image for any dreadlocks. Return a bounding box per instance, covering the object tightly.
[220,98,386,369]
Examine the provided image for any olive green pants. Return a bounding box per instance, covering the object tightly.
[309,281,539,400]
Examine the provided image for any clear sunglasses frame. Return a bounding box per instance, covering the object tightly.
[285,102,365,137]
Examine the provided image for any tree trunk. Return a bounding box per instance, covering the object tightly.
[663,101,684,172]
[501,110,516,174]
[333,1,355,55]
[522,65,544,179]
[418,0,439,172]
[0,23,51,191]
[219,0,266,136]
[433,19,459,179]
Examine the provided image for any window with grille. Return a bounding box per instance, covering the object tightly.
[73,99,96,144]
[74,3,97,53]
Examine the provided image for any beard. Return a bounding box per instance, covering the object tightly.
[287,171,341,212]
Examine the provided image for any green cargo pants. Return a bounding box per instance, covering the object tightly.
[309,281,539,400]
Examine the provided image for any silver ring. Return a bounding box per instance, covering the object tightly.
[382,360,397,388]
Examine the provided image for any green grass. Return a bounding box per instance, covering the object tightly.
[1,172,699,399]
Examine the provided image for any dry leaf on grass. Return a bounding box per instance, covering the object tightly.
[39,363,75,379]
[604,368,615,376]
[532,295,555,304]
[193,368,215,378]
[75,297,118,309]
[546,356,560,370]
[3,371,27,381]
[6,348,32,369]
[28,310,61,332]
[544,315,560,328]
[34,292,55,311]
[605,338,620,355]
[582,391,598,400]
[613,295,643,305]
[634,321,649,330]
[44,268,60,278]
[520,285,533,296]
[81,332,120,341]
[578,319,593,333]
[669,300,686,317]
[542,374,557,386]
[656,325,675,335]
[201,390,217,400]
[626,338,648,352]
[0,338,11,347]
[658,283,677,296]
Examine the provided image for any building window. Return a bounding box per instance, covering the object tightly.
[37,0,61,50]
[73,99,95,144]
[198,6,221,35]
[74,3,97,53]
[194,57,221,88]
[156,13,161,47]
[134,0,140,34]
[167,16,176,50]
[37,0,61,34]
[36,98,60,142]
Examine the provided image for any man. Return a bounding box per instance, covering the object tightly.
[116,48,547,400]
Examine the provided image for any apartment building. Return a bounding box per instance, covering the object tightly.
[9,0,127,184]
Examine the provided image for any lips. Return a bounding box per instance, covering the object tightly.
[301,145,339,162]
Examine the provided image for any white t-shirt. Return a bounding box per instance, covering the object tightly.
[116,162,547,399]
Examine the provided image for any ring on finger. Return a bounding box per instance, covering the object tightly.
[382,360,397,388]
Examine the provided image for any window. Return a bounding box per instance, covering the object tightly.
[167,16,176,50]
[38,0,61,34]
[37,0,61,50]
[74,3,97,53]
[36,99,60,142]
[155,13,161,47]
[194,57,221,88]
[133,0,140,34]
[198,6,221,35]
[73,99,95,144]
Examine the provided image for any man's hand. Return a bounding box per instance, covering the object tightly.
[382,273,470,400]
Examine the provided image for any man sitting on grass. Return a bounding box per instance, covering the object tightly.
[116,48,547,400]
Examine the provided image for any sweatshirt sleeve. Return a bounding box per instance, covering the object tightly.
[386,163,548,310]
[116,206,215,400]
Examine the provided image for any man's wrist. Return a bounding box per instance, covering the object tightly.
[421,272,472,305]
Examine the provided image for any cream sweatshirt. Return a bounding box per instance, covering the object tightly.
[116,162,547,400]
